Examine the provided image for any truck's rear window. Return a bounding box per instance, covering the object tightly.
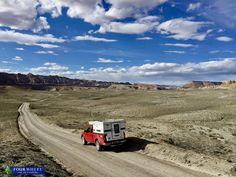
[114,124,120,134]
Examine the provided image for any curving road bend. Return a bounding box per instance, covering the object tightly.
[18,103,213,177]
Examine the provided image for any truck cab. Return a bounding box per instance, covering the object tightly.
[81,119,126,151]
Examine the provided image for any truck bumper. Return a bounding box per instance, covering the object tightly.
[103,139,126,146]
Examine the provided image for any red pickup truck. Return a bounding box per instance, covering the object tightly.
[81,119,126,151]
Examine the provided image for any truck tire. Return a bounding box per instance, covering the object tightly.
[81,136,87,145]
[95,140,102,151]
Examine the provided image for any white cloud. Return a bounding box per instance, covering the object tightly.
[164,51,185,54]
[33,16,50,33]
[38,0,108,25]
[38,0,166,26]
[105,0,166,19]
[157,18,211,40]
[97,58,123,63]
[2,61,14,64]
[35,51,57,55]
[98,15,160,34]
[73,58,236,84]
[216,36,233,42]
[98,18,159,34]
[35,43,60,49]
[210,50,236,54]
[136,37,153,40]
[163,43,196,47]
[0,0,50,32]
[0,68,11,72]
[30,62,69,75]
[16,48,24,51]
[0,30,64,48]
[74,35,117,42]
[11,58,236,85]
[209,50,220,54]
[12,56,23,61]
[0,0,172,37]
[187,3,201,11]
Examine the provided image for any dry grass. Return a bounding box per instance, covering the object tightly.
[29,87,236,160]
[0,86,71,177]
[1,86,236,174]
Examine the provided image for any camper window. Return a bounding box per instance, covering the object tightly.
[114,124,120,134]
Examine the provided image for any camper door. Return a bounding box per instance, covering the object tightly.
[112,123,121,139]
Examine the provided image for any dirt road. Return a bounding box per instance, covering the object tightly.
[18,103,214,177]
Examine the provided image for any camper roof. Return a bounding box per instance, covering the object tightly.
[89,119,125,125]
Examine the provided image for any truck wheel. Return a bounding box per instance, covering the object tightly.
[81,136,87,145]
[95,140,102,151]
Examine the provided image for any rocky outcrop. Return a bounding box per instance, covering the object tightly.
[0,72,172,90]
[220,80,236,88]
[182,81,222,89]
[0,72,127,88]
[109,83,163,90]
[223,80,236,85]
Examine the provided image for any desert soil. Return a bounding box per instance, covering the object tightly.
[1,86,236,176]
[18,102,214,177]
[0,86,72,177]
[30,87,236,176]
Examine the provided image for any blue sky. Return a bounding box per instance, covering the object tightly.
[0,0,236,85]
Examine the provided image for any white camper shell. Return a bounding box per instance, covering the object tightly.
[89,119,126,142]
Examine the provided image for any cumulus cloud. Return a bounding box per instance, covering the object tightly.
[26,58,236,85]
[187,3,201,11]
[30,62,70,75]
[38,0,108,25]
[136,37,153,40]
[99,22,155,34]
[0,30,64,48]
[32,16,50,33]
[1,0,215,38]
[216,36,233,42]
[75,58,236,84]
[0,0,214,38]
[163,43,197,47]
[97,58,123,63]
[0,0,50,32]
[97,15,160,34]
[74,35,117,42]
[105,0,167,19]
[157,18,211,40]
[38,0,166,26]
[98,16,160,34]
